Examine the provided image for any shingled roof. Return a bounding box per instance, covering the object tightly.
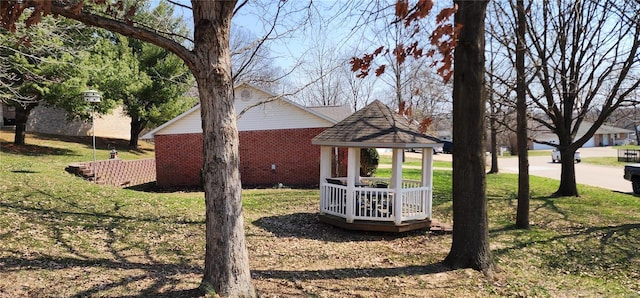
[312,100,441,148]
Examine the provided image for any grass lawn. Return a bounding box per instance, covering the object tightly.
[378,154,452,168]
[1,131,639,297]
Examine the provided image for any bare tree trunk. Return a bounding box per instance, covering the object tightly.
[128,118,146,149]
[193,2,256,297]
[488,115,499,174]
[486,46,498,174]
[515,0,530,229]
[444,0,493,273]
[554,149,579,196]
[13,104,35,145]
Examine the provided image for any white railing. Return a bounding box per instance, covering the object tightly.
[353,187,394,221]
[320,183,347,217]
[320,179,430,224]
[400,186,430,221]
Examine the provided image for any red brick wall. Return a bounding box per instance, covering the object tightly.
[154,128,329,188]
[239,127,326,187]
[155,133,203,187]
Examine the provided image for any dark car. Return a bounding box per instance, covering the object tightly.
[442,141,453,154]
[624,163,640,194]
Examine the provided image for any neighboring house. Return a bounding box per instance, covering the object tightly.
[1,103,16,126]
[1,102,131,139]
[531,121,634,150]
[27,105,131,140]
[142,83,352,188]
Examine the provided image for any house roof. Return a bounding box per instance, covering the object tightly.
[141,82,346,139]
[592,122,634,134]
[311,100,441,148]
[530,120,634,140]
[306,104,352,122]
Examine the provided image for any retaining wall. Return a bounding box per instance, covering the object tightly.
[66,158,156,187]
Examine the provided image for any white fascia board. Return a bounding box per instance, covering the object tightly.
[311,141,443,148]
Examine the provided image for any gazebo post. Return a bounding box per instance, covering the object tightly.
[391,148,404,225]
[319,146,332,215]
[345,147,359,223]
[422,148,434,219]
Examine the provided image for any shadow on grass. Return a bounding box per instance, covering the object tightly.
[1,198,454,297]
[1,141,76,156]
[252,212,433,242]
[0,184,205,226]
[0,186,206,297]
[491,213,640,281]
[488,191,640,284]
[1,132,154,156]
[0,254,204,298]
[126,182,203,193]
[252,262,451,281]
[10,169,39,173]
[0,253,454,297]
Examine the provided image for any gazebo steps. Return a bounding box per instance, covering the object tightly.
[319,214,450,233]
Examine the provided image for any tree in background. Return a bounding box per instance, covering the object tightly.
[0,16,117,145]
[127,39,195,149]
[524,0,640,196]
[296,34,345,106]
[123,2,195,149]
[230,27,284,91]
[514,0,529,228]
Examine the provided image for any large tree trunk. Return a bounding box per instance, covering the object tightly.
[515,0,530,229]
[128,118,146,149]
[444,0,493,273]
[1,1,255,297]
[554,148,579,196]
[192,2,256,297]
[13,104,36,145]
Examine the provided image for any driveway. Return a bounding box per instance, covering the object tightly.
[424,147,633,194]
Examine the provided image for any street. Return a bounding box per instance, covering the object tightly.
[429,147,635,194]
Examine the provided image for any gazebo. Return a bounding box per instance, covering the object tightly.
[312,100,442,232]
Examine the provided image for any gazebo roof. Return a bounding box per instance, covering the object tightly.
[312,100,441,148]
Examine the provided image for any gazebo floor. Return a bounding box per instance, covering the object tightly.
[319,214,443,233]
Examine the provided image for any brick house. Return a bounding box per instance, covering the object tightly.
[142,83,352,188]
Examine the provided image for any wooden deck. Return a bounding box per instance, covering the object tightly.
[319,213,444,233]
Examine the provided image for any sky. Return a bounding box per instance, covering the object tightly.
[162,0,455,110]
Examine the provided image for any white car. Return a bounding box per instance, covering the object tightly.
[551,149,581,163]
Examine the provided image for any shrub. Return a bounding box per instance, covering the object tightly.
[360,148,379,177]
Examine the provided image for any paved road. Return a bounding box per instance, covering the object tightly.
[430,147,634,194]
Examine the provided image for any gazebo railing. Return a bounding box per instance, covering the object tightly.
[320,178,431,224]
[320,183,347,216]
[400,186,431,221]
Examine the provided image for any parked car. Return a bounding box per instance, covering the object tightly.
[623,164,640,194]
[551,149,581,163]
[442,141,453,154]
